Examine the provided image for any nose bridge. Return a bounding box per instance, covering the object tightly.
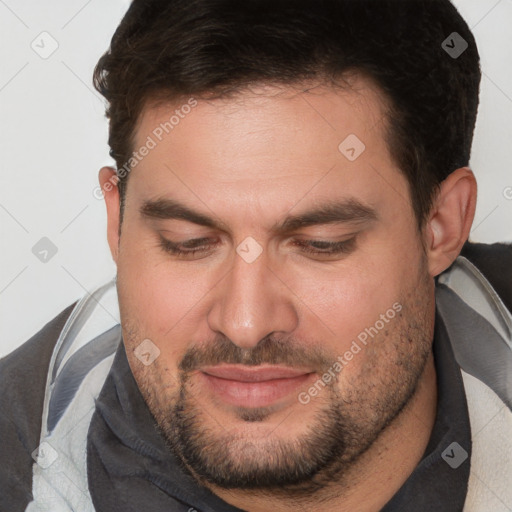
[207,245,297,349]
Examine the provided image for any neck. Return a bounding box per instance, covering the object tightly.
[206,350,438,512]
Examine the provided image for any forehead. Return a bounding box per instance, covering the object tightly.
[126,78,409,228]
[135,77,390,158]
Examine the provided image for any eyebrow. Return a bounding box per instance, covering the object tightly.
[140,197,378,235]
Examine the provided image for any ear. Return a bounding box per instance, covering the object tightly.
[425,167,477,277]
[98,166,121,264]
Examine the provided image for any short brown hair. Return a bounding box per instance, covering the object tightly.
[93,0,481,227]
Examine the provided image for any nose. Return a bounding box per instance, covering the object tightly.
[207,244,298,349]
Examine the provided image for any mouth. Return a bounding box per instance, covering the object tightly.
[199,364,317,408]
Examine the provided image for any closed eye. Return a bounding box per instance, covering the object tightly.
[158,235,357,259]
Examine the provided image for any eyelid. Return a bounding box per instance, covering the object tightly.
[159,227,359,242]
[160,234,356,247]
[158,234,358,258]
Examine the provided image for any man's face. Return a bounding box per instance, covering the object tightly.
[113,79,436,492]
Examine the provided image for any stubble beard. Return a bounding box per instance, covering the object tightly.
[122,270,434,499]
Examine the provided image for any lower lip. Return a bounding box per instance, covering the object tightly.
[200,372,315,408]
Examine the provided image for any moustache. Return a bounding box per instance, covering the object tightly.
[179,335,334,375]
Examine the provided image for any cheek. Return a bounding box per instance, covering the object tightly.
[116,229,216,341]
[289,242,422,352]
[292,270,395,350]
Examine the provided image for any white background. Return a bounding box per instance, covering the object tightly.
[0,0,511,358]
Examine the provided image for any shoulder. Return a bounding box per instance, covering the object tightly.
[0,302,76,508]
[460,241,512,312]
[0,302,76,390]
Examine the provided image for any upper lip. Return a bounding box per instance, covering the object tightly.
[201,364,314,382]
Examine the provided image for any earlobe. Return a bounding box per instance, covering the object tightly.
[426,167,477,277]
[98,166,121,263]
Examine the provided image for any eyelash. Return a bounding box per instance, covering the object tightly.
[158,236,356,258]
